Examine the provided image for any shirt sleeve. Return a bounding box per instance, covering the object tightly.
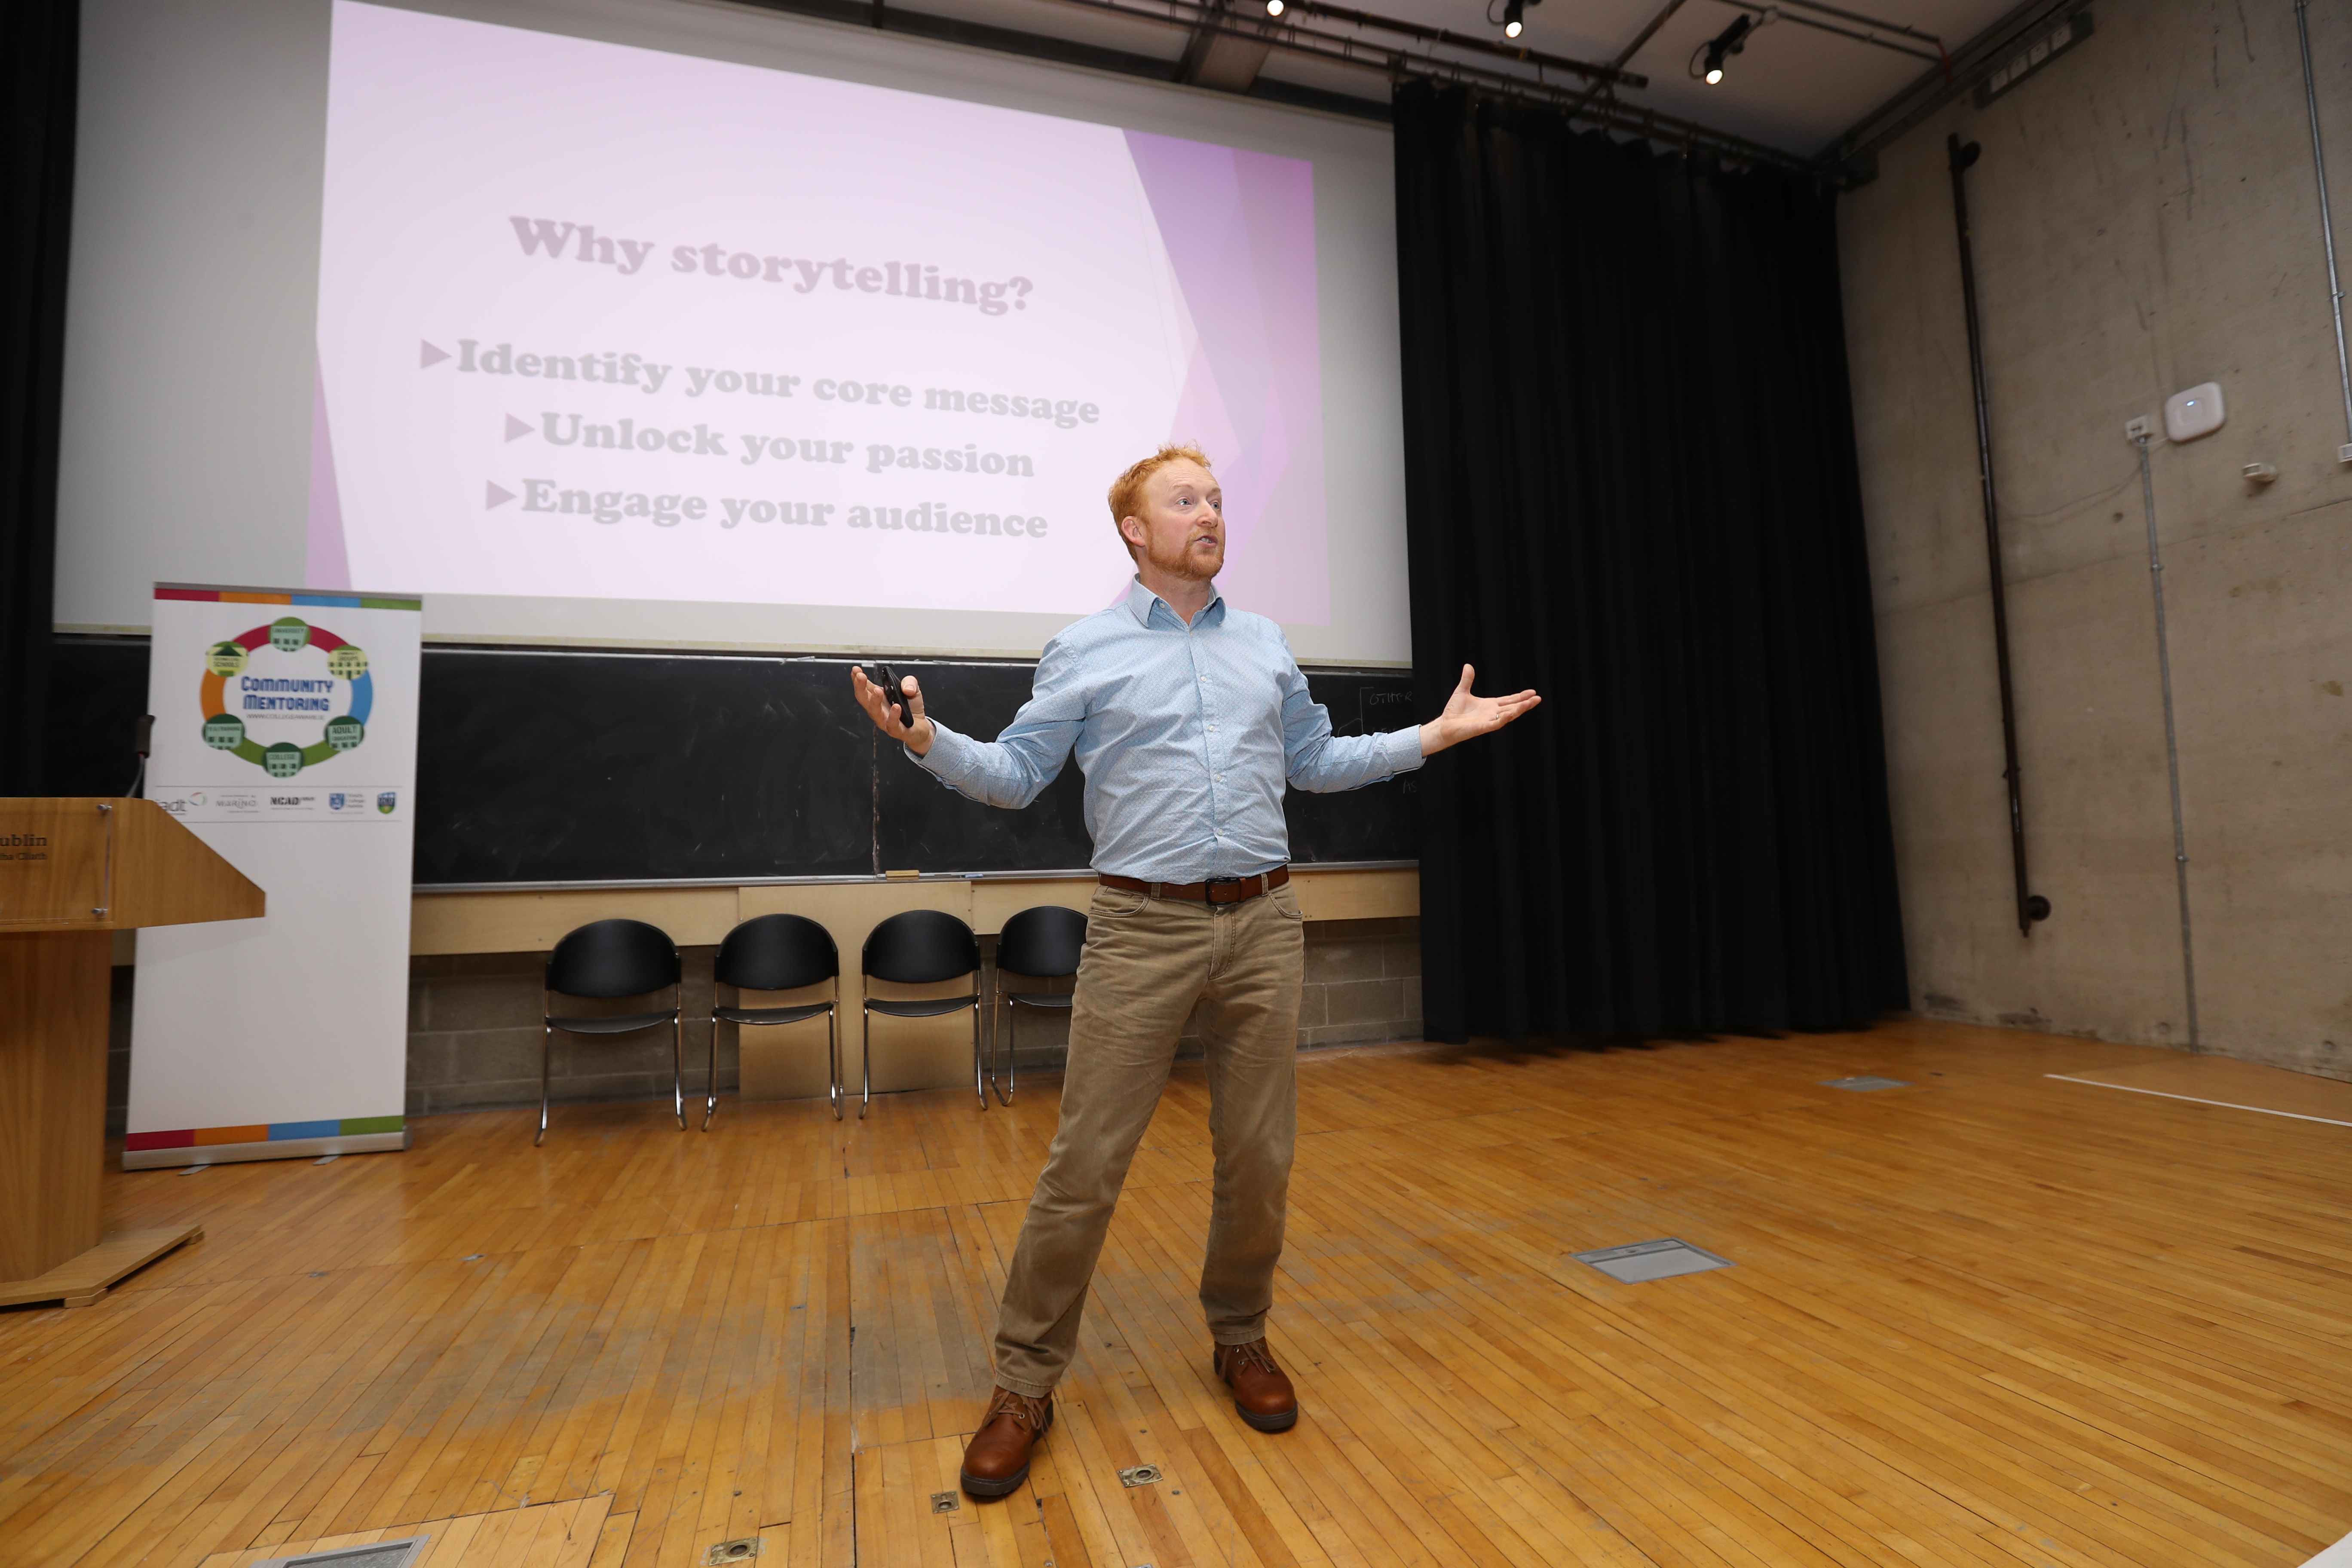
[907,635,1086,808]
[1277,640,1427,793]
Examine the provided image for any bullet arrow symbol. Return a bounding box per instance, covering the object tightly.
[505,413,533,442]
[486,481,515,508]
[420,340,452,368]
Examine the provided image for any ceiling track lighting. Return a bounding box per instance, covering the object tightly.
[1489,0,1540,40]
[1694,10,1756,83]
[1683,0,1940,84]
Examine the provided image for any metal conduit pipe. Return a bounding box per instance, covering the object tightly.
[1946,134,2049,937]
[2295,0,2352,463]
[2133,435,2200,1050]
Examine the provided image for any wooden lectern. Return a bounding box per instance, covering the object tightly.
[0,799,263,1307]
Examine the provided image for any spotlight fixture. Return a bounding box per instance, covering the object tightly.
[1488,0,1538,40]
[1697,12,1754,83]
[1265,0,1283,14]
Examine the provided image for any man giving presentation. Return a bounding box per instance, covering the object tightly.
[850,445,1539,1500]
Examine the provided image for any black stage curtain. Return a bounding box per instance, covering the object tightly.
[1394,82,1907,1042]
[1,0,77,796]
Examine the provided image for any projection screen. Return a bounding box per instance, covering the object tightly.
[57,0,1409,662]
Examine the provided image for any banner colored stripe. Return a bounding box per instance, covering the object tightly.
[154,586,420,610]
[269,1120,341,1140]
[126,1119,403,1148]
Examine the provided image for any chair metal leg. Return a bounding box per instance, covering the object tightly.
[970,999,983,1110]
[827,1008,842,1121]
[702,1014,720,1132]
[1000,1004,1017,1106]
[536,1020,552,1145]
[671,1014,686,1130]
[985,983,1011,1106]
[859,1003,872,1118]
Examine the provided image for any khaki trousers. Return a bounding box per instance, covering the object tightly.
[990,879,1307,1398]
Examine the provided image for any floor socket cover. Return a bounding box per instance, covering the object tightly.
[1118,1464,1162,1487]
[256,1538,430,1568]
[1572,1239,1735,1284]
[1822,1075,1911,1091]
[931,1491,960,1513]
[704,1538,762,1564]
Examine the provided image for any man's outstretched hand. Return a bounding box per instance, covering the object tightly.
[1419,665,1541,757]
[851,667,935,756]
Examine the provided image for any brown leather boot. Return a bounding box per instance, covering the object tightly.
[1213,1339,1299,1432]
[959,1386,1054,1498]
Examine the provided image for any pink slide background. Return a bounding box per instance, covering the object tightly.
[306,3,1332,625]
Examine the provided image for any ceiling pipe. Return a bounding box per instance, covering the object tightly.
[1026,0,1813,165]
[1715,0,1944,64]
[1745,0,1938,49]
[1274,0,1644,86]
[1566,0,1689,111]
[1816,0,2078,180]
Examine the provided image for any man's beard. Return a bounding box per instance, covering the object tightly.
[1145,533,1222,582]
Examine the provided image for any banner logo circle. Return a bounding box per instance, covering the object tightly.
[199,616,374,778]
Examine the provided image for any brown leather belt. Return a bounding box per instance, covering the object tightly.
[1100,866,1289,904]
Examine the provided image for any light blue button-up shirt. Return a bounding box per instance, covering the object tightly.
[912,578,1424,881]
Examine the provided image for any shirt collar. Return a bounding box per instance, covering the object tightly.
[1125,575,1224,630]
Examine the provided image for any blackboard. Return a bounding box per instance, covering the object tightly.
[46,637,1416,884]
[415,651,879,884]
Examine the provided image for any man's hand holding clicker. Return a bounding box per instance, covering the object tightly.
[851,667,935,756]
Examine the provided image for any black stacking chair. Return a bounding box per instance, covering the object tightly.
[711,913,842,1125]
[860,910,982,1117]
[990,905,1086,1106]
[540,919,682,1145]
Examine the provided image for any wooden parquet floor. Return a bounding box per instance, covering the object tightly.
[2,1020,2347,1568]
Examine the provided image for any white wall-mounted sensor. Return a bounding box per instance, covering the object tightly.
[2164,381,2226,442]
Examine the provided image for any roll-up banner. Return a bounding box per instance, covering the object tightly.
[127,585,422,1169]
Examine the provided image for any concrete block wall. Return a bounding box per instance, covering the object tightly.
[1838,0,2352,1078]
[103,916,1423,1130]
